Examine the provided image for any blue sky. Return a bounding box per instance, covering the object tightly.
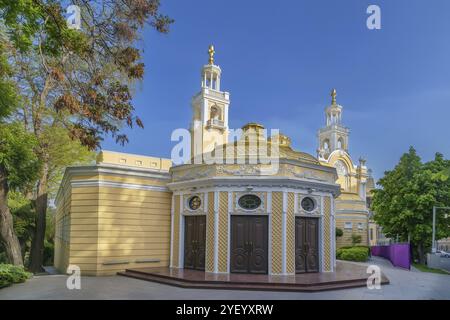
[102,0,450,181]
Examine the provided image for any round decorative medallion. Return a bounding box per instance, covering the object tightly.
[334,160,347,176]
[301,197,315,212]
[238,194,261,210]
[188,196,201,210]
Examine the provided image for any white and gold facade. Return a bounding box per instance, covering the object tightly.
[317,90,372,248]
[54,46,350,276]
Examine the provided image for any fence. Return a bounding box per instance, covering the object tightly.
[427,253,450,272]
[371,243,411,269]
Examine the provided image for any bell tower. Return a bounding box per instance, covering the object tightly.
[317,89,350,160]
[191,45,230,160]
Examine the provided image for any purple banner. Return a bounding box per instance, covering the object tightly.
[371,243,411,270]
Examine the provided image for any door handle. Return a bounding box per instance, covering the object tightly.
[245,241,253,253]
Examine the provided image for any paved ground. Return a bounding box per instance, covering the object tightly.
[1,257,449,300]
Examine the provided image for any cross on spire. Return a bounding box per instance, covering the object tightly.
[208,44,215,65]
[331,88,337,105]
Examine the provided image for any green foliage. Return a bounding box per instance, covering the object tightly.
[0,122,40,189]
[412,263,450,275]
[0,264,31,288]
[0,0,87,54]
[4,192,57,267]
[335,227,343,238]
[0,39,18,118]
[43,207,55,265]
[1,0,174,150]
[8,192,34,237]
[44,126,95,198]
[0,0,172,270]
[336,247,369,262]
[7,191,35,264]
[351,234,362,245]
[339,245,369,250]
[371,147,450,261]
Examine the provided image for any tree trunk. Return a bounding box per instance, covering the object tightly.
[0,165,24,266]
[29,161,48,273]
[417,242,425,265]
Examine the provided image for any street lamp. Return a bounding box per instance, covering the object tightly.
[432,206,450,253]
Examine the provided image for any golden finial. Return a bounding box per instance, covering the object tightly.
[208,44,215,65]
[331,88,337,105]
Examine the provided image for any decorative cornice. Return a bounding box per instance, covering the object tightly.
[167,176,341,196]
[70,180,169,192]
[55,164,170,206]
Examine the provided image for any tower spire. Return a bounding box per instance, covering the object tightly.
[331,88,337,105]
[208,44,215,65]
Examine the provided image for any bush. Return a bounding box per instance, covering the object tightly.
[336,247,369,262]
[351,234,362,245]
[335,228,343,238]
[0,264,32,288]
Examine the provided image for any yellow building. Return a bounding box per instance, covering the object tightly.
[317,90,372,248]
[55,46,348,276]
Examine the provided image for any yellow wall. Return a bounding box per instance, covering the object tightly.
[97,150,171,171]
[271,192,283,274]
[54,184,71,273]
[336,216,368,248]
[323,196,332,271]
[55,169,172,276]
[286,193,295,274]
[205,192,215,272]
[369,221,377,246]
[217,192,229,273]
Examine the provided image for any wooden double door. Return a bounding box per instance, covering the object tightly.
[230,215,268,274]
[295,217,319,273]
[184,215,206,270]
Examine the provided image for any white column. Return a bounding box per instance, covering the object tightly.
[169,194,175,268]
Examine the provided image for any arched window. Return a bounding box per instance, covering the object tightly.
[323,139,330,151]
[210,105,219,120]
[337,138,343,149]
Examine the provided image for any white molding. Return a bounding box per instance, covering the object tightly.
[170,194,174,268]
[70,180,169,192]
[178,196,184,268]
[55,164,170,205]
[233,192,266,214]
[168,176,341,196]
[183,193,205,213]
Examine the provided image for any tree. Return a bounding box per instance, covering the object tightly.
[0,123,40,265]
[1,0,173,272]
[335,227,343,238]
[351,234,362,246]
[372,147,450,263]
